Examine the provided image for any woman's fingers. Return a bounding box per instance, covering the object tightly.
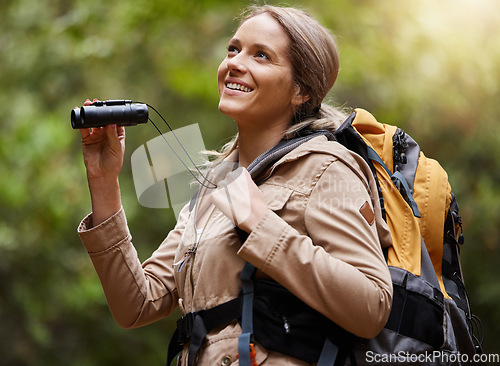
[105,124,126,154]
[79,99,96,139]
[210,167,268,232]
[80,127,91,140]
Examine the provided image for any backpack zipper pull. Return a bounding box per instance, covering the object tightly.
[393,129,408,168]
[282,316,291,335]
[456,214,465,245]
[452,209,465,245]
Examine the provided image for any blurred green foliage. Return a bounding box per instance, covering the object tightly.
[1,0,499,364]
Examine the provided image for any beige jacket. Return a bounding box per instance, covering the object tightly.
[78,135,392,366]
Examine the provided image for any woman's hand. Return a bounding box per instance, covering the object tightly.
[80,99,126,181]
[79,99,125,226]
[210,167,268,233]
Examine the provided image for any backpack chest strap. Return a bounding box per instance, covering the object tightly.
[166,297,242,366]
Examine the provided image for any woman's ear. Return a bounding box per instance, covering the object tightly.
[291,86,310,107]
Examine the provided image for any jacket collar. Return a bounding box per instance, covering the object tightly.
[259,135,330,182]
[218,131,334,184]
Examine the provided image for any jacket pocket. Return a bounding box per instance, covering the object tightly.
[261,186,293,212]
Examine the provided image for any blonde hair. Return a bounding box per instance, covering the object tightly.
[210,5,348,162]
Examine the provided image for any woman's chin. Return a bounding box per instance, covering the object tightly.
[218,102,242,119]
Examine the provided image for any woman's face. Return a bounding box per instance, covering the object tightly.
[217,13,304,128]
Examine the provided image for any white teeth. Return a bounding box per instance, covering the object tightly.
[226,82,253,92]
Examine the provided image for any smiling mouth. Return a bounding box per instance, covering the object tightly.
[225,82,254,93]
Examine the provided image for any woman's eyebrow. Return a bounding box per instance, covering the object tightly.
[228,37,241,46]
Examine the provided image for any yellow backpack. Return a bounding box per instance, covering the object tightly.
[335,108,482,361]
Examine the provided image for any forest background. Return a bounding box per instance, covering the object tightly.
[1,0,499,364]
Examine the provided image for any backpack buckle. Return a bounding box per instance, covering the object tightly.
[177,312,196,344]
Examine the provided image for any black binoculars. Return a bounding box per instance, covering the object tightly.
[71,100,148,129]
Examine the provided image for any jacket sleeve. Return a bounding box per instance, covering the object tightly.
[77,205,188,329]
[237,157,393,339]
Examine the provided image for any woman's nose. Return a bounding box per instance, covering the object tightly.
[227,53,247,74]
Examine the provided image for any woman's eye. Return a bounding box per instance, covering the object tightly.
[227,45,239,55]
[256,52,269,60]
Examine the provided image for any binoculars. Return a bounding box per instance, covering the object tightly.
[71,100,148,129]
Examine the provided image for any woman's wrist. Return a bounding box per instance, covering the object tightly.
[88,176,122,226]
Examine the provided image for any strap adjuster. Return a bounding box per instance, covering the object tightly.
[177,312,196,344]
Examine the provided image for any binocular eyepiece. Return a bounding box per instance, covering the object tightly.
[71,100,148,129]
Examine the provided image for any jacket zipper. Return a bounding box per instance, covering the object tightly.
[188,229,202,298]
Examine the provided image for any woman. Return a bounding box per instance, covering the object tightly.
[77,5,392,365]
